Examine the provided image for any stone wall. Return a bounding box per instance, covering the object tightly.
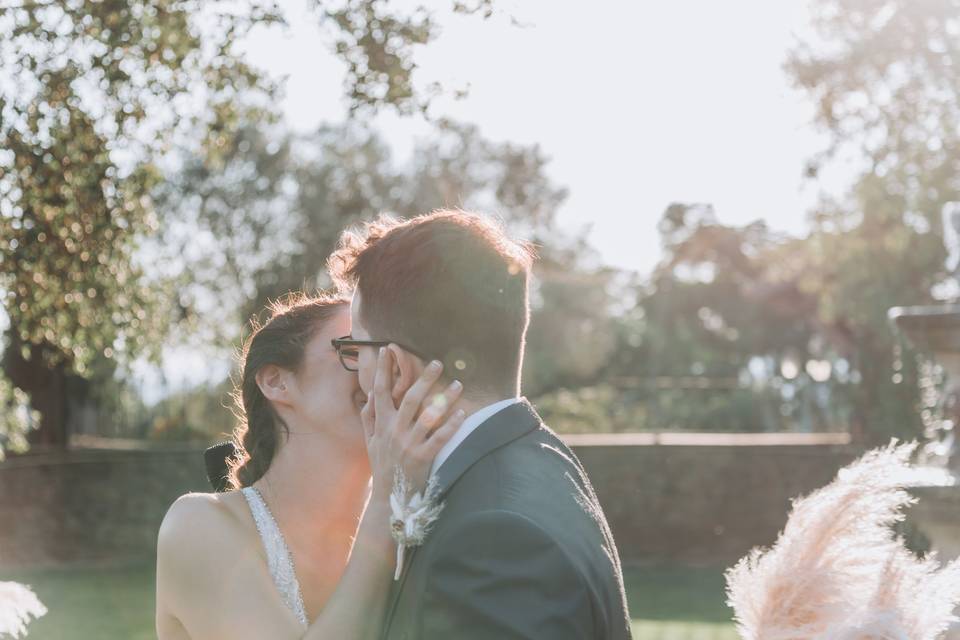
[1,446,208,569]
[0,436,862,569]
[568,434,862,564]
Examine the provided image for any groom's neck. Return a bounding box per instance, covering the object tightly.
[458,385,519,408]
[449,391,518,422]
[454,396,493,417]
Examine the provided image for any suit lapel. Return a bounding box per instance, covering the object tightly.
[381,398,542,636]
[432,399,540,499]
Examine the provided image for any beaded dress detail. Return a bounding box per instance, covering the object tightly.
[241,486,309,628]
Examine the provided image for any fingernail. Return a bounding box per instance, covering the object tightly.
[429,360,442,371]
[379,347,385,357]
[450,380,462,391]
[456,409,466,418]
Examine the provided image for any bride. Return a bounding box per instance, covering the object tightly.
[155,292,466,639]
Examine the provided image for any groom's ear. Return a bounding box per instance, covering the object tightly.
[387,343,421,406]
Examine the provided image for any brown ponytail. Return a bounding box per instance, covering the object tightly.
[227,291,349,489]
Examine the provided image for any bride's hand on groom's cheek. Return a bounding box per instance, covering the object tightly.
[364,347,466,497]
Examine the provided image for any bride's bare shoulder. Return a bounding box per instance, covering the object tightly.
[156,491,267,631]
[158,491,254,561]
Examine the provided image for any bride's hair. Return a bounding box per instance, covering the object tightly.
[226,291,349,489]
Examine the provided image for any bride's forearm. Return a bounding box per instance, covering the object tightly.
[302,491,395,640]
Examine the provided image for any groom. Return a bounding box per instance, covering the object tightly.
[329,210,632,639]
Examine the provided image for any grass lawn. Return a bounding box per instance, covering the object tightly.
[626,565,739,639]
[8,563,738,639]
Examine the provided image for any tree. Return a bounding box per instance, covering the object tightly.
[784,0,959,441]
[0,0,495,453]
[157,116,597,324]
[145,115,620,441]
[564,204,835,434]
[0,0,281,449]
[538,193,931,437]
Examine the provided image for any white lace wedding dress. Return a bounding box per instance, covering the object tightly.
[241,486,309,628]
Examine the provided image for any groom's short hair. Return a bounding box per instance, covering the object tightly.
[328,210,534,395]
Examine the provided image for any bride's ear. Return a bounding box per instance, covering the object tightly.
[386,343,419,405]
[255,364,293,405]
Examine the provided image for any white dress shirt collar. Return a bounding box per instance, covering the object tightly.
[429,397,522,477]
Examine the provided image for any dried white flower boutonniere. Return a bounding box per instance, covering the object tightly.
[389,468,445,580]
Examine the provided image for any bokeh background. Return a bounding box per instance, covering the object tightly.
[2,0,957,637]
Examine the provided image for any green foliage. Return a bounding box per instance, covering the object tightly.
[155,118,582,341]
[0,0,283,451]
[0,0,495,451]
[315,0,497,116]
[143,116,616,438]
[785,0,959,440]
[321,0,435,115]
[539,1,960,438]
[523,241,620,398]
[535,385,640,434]
[789,0,960,185]
[0,376,38,459]
[537,206,846,434]
[142,379,234,442]
[9,0,957,447]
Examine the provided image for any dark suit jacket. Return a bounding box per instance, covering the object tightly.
[382,399,632,640]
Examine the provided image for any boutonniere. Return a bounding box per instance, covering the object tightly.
[389,468,445,580]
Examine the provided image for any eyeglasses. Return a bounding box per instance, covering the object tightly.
[330,335,430,372]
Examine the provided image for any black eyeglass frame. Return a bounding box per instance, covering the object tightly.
[331,335,431,372]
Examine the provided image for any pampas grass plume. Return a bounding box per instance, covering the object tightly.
[0,582,47,639]
[725,441,960,640]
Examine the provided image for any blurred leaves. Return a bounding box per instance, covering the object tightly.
[0,376,39,459]
[784,0,959,440]
[554,0,960,438]
[789,0,960,179]
[318,0,436,116]
[153,117,590,359]
[0,0,283,449]
[0,0,496,450]
[7,0,957,447]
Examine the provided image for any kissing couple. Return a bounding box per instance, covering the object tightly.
[155,210,633,639]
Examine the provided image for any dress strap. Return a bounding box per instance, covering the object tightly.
[241,486,309,627]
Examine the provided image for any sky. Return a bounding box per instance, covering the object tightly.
[239,0,847,275]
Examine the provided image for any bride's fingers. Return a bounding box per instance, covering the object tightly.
[419,407,467,459]
[394,358,444,429]
[360,394,375,443]
[408,378,463,444]
[372,347,394,419]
